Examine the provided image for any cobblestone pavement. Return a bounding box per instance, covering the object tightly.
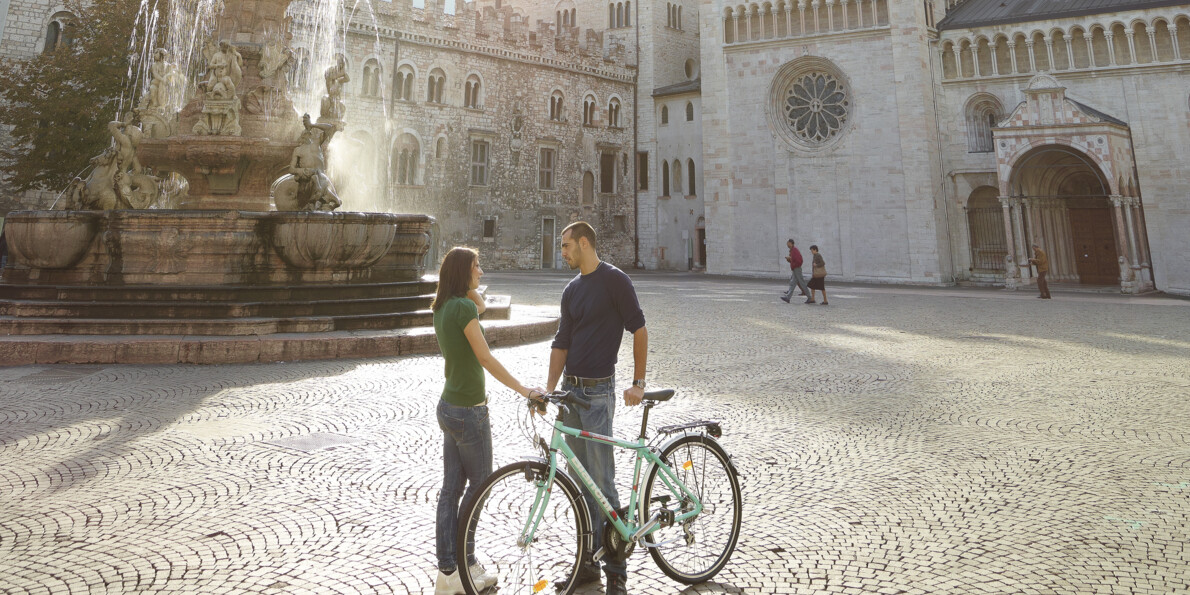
[1,272,1188,594]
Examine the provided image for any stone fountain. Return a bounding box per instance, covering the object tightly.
[0,0,557,364]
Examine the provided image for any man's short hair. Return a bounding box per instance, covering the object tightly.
[787,239,795,245]
[562,221,597,249]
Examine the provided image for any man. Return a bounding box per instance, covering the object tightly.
[1028,242,1051,299]
[781,238,811,304]
[547,221,647,595]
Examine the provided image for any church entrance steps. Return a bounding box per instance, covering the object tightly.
[0,304,555,365]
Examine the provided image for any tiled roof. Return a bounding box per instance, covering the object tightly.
[937,0,1190,31]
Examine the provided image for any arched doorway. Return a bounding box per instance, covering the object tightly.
[965,186,1007,273]
[582,171,594,205]
[695,216,706,269]
[1008,145,1117,285]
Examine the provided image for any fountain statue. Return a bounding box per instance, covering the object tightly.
[0,0,475,364]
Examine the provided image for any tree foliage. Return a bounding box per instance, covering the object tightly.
[0,0,147,194]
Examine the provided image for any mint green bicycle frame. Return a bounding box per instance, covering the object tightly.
[517,417,704,550]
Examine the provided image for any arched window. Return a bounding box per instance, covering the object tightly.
[687,158,696,195]
[608,98,621,127]
[660,105,669,125]
[43,12,75,53]
[435,137,446,159]
[609,4,615,27]
[661,161,670,196]
[582,171,595,204]
[427,68,445,103]
[393,134,421,185]
[464,75,482,109]
[583,95,597,125]
[685,101,694,121]
[672,160,683,194]
[678,6,682,29]
[363,60,381,97]
[550,90,565,121]
[965,95,1002,153]
[396,65,415,101]
[625,2,631,26]
[667,3,673,27]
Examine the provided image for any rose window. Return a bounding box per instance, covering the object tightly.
[782,72,849,145]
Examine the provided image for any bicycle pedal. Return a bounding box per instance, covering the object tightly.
[592,546,606,562]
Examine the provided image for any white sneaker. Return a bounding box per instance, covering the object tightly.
[434,569,465,595]
[469,563,497,591]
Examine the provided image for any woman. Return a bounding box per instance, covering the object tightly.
[808,244,828,306]
[432,247,543,595]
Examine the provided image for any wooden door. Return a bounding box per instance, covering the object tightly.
[1068,208,1118,285]
[541,218,555,269]
[697,228,707,268]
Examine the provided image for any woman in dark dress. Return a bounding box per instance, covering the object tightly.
[807,245,828,306]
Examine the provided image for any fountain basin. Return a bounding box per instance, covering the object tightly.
[4,211,102,269]
[266,211,399,269]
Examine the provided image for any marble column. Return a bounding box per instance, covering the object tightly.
[1109,195,1134,291]
[999,196,1018,287]
[1007,41,1018,73]
[1012,197,1030,281]
[990,41,1000,75]
[1026,39,1038,72]
[1106,32,1117,66]
[1171,23,1181,61]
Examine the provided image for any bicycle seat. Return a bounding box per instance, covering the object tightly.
[644,389,675,402]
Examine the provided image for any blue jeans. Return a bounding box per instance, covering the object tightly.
[784,268,809,298]
[561,377,627,578]
[436,399,493,572]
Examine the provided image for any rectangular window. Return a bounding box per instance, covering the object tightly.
[637,152,649,190]
[470,140,489,186]
[614,214,627,232]
[483,218,496,238]
[600,153,616,193]
[539,148,556,190]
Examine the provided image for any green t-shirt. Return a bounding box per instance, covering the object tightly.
[433,296,486,406]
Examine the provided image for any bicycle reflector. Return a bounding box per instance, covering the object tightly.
[534,580,548,592]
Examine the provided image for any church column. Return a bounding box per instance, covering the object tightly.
[812,0,821,34]
[785,2,794,37]
[1007,41,1018,73]
[1109,195,1133,290]
[1125,30,1137,64]
[1105,32,1117,65]
[952,46,962,77]
[1064,37,1074,69]
[870,0,877,27]
[1057,202,1077,279]
[1044,36,1056,70]
[1085,35,1096,67]
[1170,23,1182,61]
[990,41,1000,75]
[1025,39,1037,72]
[1121,196,1142,282]
[999,196,1018,287]
[972,44,981,77]
[840,0,849,31]
[799,1,807,36]
[745,6,753,41]
[825,0,835,32]
[1011,197,1029,280]
[853,0,862,28]
[1148,30,1158,63]
[1133,199,1154,286]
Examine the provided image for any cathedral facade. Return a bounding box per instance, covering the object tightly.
[2,0,1189,294]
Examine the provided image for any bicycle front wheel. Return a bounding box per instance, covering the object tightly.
[641,435,742,584]
[457,460,590,595]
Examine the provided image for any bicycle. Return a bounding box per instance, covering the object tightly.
[456,389,742,594]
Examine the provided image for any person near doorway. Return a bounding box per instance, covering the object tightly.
[431,246,544,595]
[808,245,828,305]
[781,239,811,304]
[1029,243,1051,299]
[546,221,647,595]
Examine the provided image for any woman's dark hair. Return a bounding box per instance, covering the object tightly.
[809,244,819,251]
[432,247,477,312]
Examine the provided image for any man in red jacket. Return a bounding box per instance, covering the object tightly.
[781,239,812,304]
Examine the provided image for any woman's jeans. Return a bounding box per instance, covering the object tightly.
[561,377,628,578]
[436,399,493,572]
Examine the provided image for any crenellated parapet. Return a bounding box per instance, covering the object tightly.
[338,0,634,81]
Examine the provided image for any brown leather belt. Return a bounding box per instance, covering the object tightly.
[563,374,613,388]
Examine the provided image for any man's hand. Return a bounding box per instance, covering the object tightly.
[785,256,791,262]
[623,385,644,406]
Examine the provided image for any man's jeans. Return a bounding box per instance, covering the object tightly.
[784,268,810,298]
[436,399,493,572]
[561,377,627,578]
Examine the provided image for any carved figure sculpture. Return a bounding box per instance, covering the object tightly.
[273,114,341,211]
[194,40,243,135]
[136,49,184,138]
[260,40,294,88]
[62,148,158,211]
[320,56,350,122]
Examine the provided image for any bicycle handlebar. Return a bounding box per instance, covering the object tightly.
[528,390,591,413]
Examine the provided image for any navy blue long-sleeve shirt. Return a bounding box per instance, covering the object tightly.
[551,261,645,379]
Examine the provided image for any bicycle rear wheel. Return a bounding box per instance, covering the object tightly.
[457,460,590,595]
[641,435,742,584]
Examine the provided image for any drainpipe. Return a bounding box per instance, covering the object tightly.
[632,0,641,268]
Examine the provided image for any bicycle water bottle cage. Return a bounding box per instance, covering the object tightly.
[656,420,722,439]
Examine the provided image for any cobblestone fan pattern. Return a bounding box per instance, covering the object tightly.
[1,273,1188,594]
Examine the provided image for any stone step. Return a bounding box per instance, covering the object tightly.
[0,299,511,336]
[0,280,439,302]
[0,295,433,319]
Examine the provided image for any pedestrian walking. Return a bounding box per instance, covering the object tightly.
[808,244,828,305]
[1029,243,1051,299]
[431,247,544,595]
[546,221,647,595]
[780,238,811,304]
